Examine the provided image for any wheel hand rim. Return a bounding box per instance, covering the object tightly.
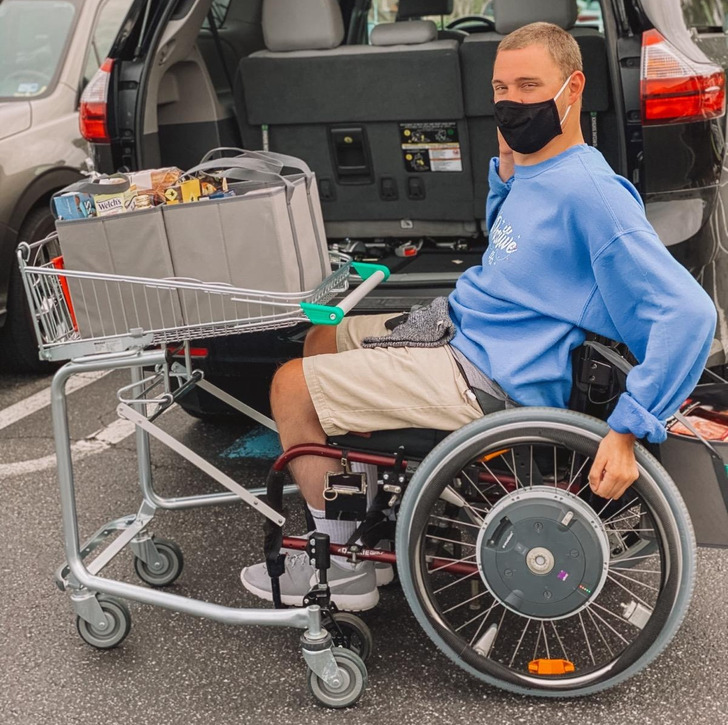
[396,410,693,696]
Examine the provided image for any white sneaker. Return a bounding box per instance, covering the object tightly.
[282,535,394,587]
[241,553,379,611]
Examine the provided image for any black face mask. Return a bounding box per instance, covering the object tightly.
[494,75,573,155]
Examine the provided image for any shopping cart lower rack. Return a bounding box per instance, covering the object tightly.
[18,234,389,708]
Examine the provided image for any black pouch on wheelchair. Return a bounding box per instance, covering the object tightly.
[324,470,367,521]
[569,338,631,419]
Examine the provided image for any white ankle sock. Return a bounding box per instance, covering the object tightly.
[307,505,356,570]
[307,505,357,544]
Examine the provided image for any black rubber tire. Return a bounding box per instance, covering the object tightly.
[326,612,374,663]
[76,596,132,650]
[396,407,696,698]
[133,538,184,587]
[0,206,58,373]
[307,648,368,708]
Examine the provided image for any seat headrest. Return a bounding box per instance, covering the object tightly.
[493,0,578,35]
[397,0,454,20]
[262,0,344,52]
[370,20,438,46]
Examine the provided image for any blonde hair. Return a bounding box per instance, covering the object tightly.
[497,22,583,80]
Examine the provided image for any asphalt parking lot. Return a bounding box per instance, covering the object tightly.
[2,367,728,725]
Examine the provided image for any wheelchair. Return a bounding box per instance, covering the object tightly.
[262,340,696,702]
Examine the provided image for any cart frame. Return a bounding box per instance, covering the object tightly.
[19,236,390,706]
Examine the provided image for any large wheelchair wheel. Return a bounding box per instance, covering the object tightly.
[395,407,696,697]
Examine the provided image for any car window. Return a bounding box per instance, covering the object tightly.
[202,0,233,30]
[82,0,135,87]
[681,0,728,31]
[368,0,603,33]
[0,0,78,100]
[575,0,603,31]
[368,0,491,28]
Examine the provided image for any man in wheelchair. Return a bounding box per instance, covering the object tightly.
[241,21,717,612]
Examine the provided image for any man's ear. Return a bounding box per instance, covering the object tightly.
[569,70,586,103]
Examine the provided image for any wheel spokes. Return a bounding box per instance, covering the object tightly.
[417,437,668,682]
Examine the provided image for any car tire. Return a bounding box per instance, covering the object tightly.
[0,205,59,373]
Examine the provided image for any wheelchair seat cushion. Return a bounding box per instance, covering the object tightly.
[326,388,507,458]
[328,428,451,458]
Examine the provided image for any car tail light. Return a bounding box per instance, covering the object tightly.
[641,29,725,125]
[80,58,113,142]
[168,345,209,359]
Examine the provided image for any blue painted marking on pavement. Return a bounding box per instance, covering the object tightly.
[221,425,283,460]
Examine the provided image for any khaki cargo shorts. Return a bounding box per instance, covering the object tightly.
[302,313,483,436]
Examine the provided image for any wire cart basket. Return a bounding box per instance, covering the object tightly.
[18,233,389,707]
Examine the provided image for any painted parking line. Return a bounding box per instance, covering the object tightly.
[0,370,110,432]
[0,416,138,478]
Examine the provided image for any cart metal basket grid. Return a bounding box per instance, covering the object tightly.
[17,234,356,361]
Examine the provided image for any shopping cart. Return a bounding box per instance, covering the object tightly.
[18,233,389,708]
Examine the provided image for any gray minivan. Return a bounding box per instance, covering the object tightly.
[0,0,132,371]
[82,0,728,414]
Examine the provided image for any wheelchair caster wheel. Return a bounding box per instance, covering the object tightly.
[76,596,131,650]
[133,537,184,587]
[308,648,367,708]
[326,612,374,662]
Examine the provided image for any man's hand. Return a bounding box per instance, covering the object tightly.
[497,129,514,182]
[588,429,639,500]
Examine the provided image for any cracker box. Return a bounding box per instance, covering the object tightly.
[93,181,138,217]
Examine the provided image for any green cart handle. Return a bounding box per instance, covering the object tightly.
[301,262,390,325]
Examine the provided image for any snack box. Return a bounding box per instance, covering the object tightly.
[53,192,95,220]
[93,180,138,217]
[163,177,202,205]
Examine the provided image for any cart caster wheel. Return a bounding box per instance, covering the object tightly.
[308,648,367,709]
[133,538,184,587]
[326,612,374,663]
[76,596,131,650]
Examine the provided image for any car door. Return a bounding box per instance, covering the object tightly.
[637,0,728,365]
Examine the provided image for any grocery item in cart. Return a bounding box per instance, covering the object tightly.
[126,167,182,204]
[92,177,138,216]
[52,191,95,220]
[163,177,202,204]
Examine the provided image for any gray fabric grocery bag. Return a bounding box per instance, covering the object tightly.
[164,150,331,292]
[230,149,331,287]
[56,206,183,339]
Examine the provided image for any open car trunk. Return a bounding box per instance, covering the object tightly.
[133,0,626,313]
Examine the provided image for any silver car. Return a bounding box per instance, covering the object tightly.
[0,0,131,371]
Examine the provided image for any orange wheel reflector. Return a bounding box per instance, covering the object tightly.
[528,659,575,675]
[481,449,510,462]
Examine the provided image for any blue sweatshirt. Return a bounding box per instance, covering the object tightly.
[449,144,716,443]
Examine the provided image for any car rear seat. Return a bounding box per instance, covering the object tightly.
[460,0,616,222]
[235,0,477,239]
